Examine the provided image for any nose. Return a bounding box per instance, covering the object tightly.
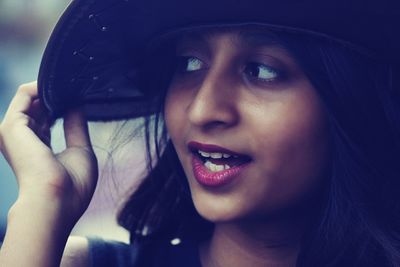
[187,67,239,131]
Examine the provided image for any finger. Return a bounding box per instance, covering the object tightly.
[30,99,53,127]
[6,82,38,116]
[26,115,52,148]
[38,116,53,147]
[64,108,92,149]
[30,99,45,117]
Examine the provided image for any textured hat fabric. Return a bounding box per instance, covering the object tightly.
[38,0,400,121]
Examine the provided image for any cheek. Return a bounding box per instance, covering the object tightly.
[267,106,328,170]
[164,86,196,168]
[164,87,186,141]
[248,90,330,209]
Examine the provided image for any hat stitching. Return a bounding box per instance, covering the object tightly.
[71,0,130,103]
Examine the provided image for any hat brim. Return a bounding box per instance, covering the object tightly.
[38,0,400,121]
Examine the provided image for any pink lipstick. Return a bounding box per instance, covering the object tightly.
[188,141,251,187]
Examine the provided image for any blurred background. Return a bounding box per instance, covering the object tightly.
[0,0,145,243]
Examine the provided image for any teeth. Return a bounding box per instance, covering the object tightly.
[215,164,224,171]
[198,150,232,159]
[204,160,231,172]
[199,150,211,157]
[210,153,223,159]
[204,160,215,171]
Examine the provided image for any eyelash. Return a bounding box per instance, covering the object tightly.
[174,56,282,83]
[243,62,280,83]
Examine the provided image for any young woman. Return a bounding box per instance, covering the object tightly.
[0,0,399,266]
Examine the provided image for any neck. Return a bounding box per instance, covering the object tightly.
[199,215,307,267]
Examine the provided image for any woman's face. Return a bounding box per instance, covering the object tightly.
[164,27,330,223]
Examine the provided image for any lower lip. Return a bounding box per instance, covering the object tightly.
[191,155,249,187]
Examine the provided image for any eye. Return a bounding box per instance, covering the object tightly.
[244,62,279,82]
[176,56,205,72]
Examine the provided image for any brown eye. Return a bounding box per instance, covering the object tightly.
[244,62,279,82]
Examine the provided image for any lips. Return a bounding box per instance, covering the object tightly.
[188,141,251,165]
[188,141,252,187]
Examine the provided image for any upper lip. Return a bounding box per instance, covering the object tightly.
[188,141,251,159]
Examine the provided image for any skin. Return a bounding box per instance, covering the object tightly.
[165,28,330,266]
[0,82,97,267]
[0,27,330,267]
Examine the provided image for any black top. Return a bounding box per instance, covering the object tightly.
[88,237,202,267]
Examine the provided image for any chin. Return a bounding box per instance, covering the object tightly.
[190,191,246,223]
[196,207,238,223]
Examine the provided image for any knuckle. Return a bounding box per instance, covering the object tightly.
[16,82,37,95]
[17,83,30,92]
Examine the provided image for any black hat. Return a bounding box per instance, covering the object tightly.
[38,0,400,121]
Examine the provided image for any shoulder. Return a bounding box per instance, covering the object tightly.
[59,235,201,267]
[60,236,89,267]
[136,238,202,267]
[61,236,131,267]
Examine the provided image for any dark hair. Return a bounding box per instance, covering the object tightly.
[280,33,400,267]
[118,29,400,266]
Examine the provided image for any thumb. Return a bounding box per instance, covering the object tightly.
[63,108,92,149]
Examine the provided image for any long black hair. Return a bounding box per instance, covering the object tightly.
[118,28,400,266]
[281,32,400,266]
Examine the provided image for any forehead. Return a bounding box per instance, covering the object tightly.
[174,25,286,49]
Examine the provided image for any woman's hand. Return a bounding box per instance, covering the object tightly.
[0,82,98,267]
[0,81,98,223]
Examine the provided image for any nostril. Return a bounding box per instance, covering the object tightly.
[187,99,239,129]
[201,120,231,131]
